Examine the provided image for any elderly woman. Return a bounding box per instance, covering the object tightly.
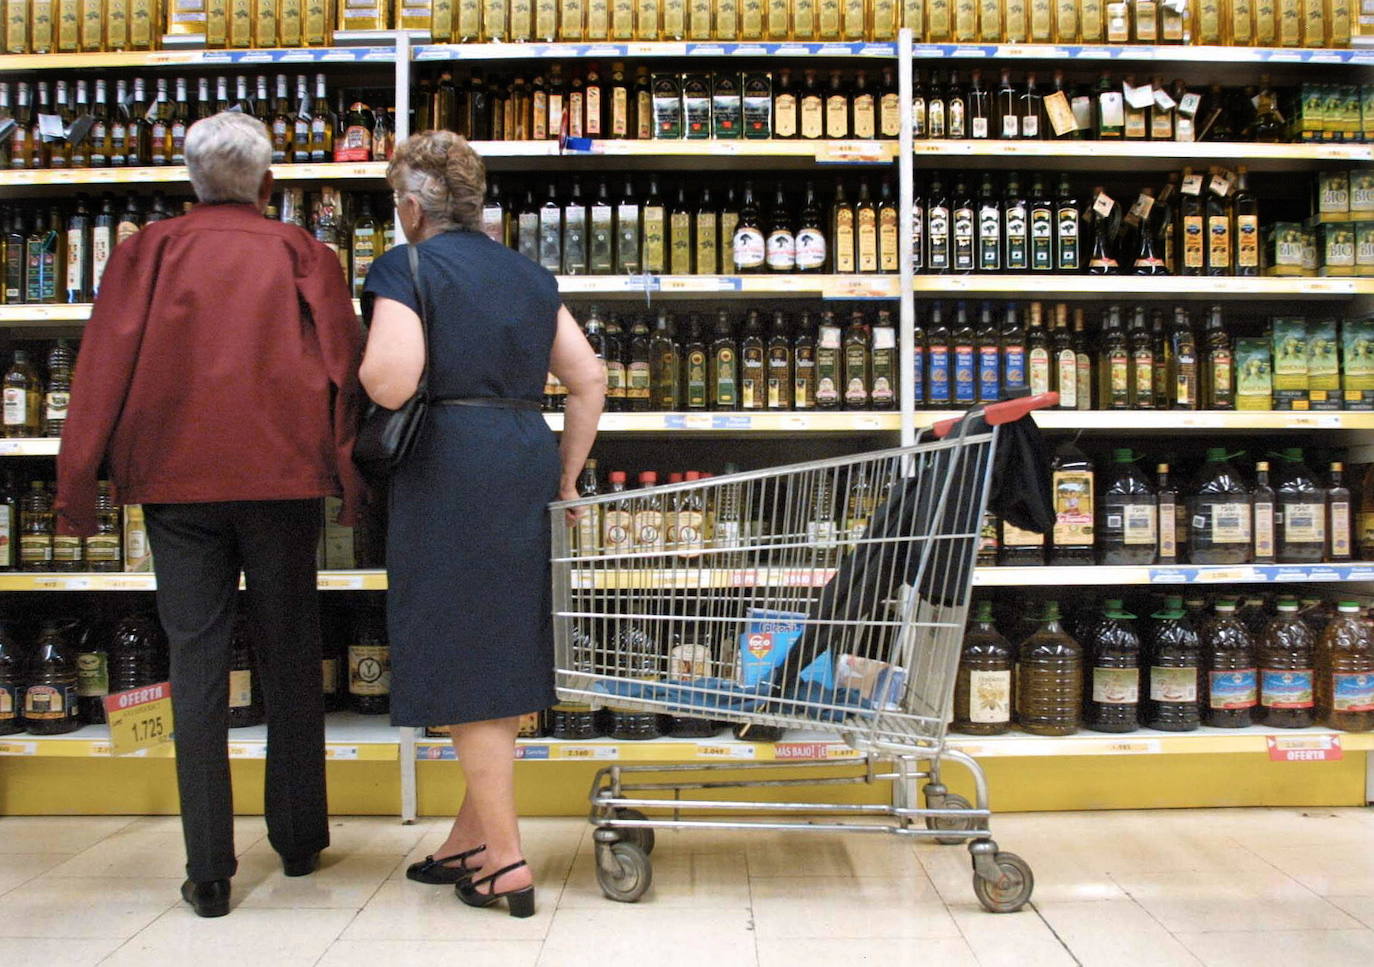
[359,132,604,918]
[56,111,365,918]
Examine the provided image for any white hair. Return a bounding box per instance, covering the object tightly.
[394,165,457,231]
[185,111,272,205]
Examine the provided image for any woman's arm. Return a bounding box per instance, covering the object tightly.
[359,297,426,410]
[549,305,606,503]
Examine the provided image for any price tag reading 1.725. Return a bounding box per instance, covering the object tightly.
[103,682,174,757]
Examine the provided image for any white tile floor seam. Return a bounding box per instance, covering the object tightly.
[3,809,1374,965]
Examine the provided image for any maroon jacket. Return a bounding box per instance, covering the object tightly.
[56,203,366,536]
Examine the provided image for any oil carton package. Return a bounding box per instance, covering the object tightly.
[1357,221,1374,275]
[1320,222,1357,276]
[1342,317,1374,409]
[1272,316,1310,410]
[123,505,154,572]
[739,608,834,691]
[1318,170,1351,222]
[1266,222,1309,276]
[1307,317,1342,409]
[1237,338,1274,411]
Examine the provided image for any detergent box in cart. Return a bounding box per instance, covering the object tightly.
[739,608,834,690]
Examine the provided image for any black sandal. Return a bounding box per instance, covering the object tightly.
[405,844,487,884]
[455,859,535,918]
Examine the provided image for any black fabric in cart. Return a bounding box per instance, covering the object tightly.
[774,412,1053,696]
[364,230,563,727]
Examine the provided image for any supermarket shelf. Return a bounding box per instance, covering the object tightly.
[974,563,1374,585]
[911,139,1374,171]
[0,45,399,72]
[0,162,388,189]
[414,41,900,62]
[478,138,897,167]
[544,411,902,433]
[559,274,899,298]
[911,42,1374,64]
[0,712,400,760]
[413,725,1374,762]
[0,570,389,592]
[914,275,1374,299]
[0,300,363,326]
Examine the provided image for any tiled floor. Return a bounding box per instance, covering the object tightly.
[2,807,1374,965]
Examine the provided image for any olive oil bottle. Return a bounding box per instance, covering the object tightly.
[1016,601,1083,736]
[1144,596,1201,732]
[952,601,1014,735]
[1084,600,1141,734]
[1201,599,1258,728]
[1049,439,1095,566]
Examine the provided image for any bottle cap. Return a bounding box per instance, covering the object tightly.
[1157,463,1169,473]
[1256,461,1269,471]
[1041,601,1061,621]
[1104,598,1124,611]
[1205,447,1228,461]
[1214,599,1238,612]
[668,472,683,484]
[722,462,741,475]
[609,471,626,484]
[638,471,658,485]
[1276,598,1299,612]
[1279,447,1303,462]
[974,599,994,620]
[1333,462,1344,471]
[1338,601,1360,612]
[585,458,597,468]
[1163,595,1184,610]
[1113,449,1134,463]
[685,471,702,481]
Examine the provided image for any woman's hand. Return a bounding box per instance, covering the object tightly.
[561,481,584,524]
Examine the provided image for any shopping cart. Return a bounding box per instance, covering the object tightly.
[549,393,1059,914]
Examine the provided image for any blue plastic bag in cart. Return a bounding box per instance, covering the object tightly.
[590,677,870,724]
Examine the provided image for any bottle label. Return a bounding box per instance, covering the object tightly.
[1183,215,1205,268]
[978,346,1000,402]
[1254,501,1275,558]
[603,508,633,550]
[20,535,52,564]
[44,391,69,422]
[1005,203,1028,269]
[978,204,1001,271]
[1003,346,1026,391]
[733,227,765,270]
[348,644,391,697]
[1260,668,1314,709]
[807,519,837,547]
[1236,214,1259,268]
[674,510,704,556]
[1057,207,1079,270]
[1159,500,1176,558]
[2,388,25,426]
[715,348,738,406]
[1052,469,1094,548]
[1133,349,1154,401]
[1028,348,1051,395]
[927,206,950,270]
[926,345,950,403]
[627,361,651,399]
[1282,502,1325,544]
[23,683,72,720]
[714,519,742,548]
[229,668,253,709]
[1092,667,1139,705]
[1002,520,1044,547]
[1209,669,1258,709]
[880,93,901,137]
[76,652,109,698]
[1030,206,1052,270]
[53,535,81,563]
[1150,666,1198,703]
[1204,503,1251,544]
[604,361,626,398]
[1002,111,1019,139]
[1108,351,1130,401]
[1208,215,1232,269]
[968,669,1011,724]
[953,344,975,405]
[0,684,16,720]
[796,228,826,270]
[1119,502,1157,545]
[1332,672,1374,712]
[633,508,664,550]
[1332,502,1351,557]
[766,229,797,271]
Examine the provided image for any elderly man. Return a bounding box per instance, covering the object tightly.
[56,111,366,918]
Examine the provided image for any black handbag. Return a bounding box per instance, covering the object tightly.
[354,243,429,484]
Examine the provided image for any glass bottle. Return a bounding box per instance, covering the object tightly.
[1049,438,1095,566]
[1084,599,1141,734]
[625,315,653,411]
[228,614,265,729]
[1196,598,1259,729]
[1257,598,1316,729]
[606,622,664,740]
[732,181,765,274]
[1273,448,1325,565]
[1253,461,1277,565]
[74,612,111,725]
[952,600,1014,735]
[649,311,680,411]
[1200,305,1233,409]
[738,310,766,411]
[795,181,827,273]
[682,314,709,410]
[1315,601,1374,732]
[709,310,739,410]
[24,619,80,735]
[1166,306,1198,410]
[793,310,817,410]
[967,69,989,141]
[1144,595,1201,731]
[766,311,793,410]
[1127,308,1156,409]
[19,480,53,571]
[348,606,391,715]
[842,309,871,410]
[1015,601,1083,736]
[1328,462,1353,563]
[0,621,22,735]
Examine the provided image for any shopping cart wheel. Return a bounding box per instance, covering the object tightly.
[612,808,656,855]
[924,792,976,846]
[971,851,1034,914]
[596,841,652,903]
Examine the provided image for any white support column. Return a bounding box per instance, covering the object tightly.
[898,28,915,447]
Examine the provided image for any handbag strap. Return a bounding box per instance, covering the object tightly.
[406,242,430,398]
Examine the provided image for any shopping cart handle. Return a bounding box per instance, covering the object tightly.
[932,393,1061,439]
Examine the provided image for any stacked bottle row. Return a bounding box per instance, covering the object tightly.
[0,475,133,572]
[344,0,1355,47]
[0,76,395,171]
[493,177,896,276]
[954,593,1374,736]
[1,189,393,304]
[907,302,1374,413]
[913,166,1262,277]
[997,442,1359,567]
[0,603,396,736]
[2,342,76,439]
[561,306,897,412]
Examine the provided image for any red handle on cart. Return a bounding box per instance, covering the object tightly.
[932,393,1061,439]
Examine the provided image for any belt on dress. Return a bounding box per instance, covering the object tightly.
[433,397,543,411]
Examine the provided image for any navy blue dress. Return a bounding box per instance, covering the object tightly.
[364,230,561,727]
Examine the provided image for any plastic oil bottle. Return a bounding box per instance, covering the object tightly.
[1144,595,1201,732]
[108,612,168,694]
[0,620,22,736]
[1272,448,1325,564]
[1200,598,1257,728]
[1084,598,1141,734]
[1049,439,1095,566]
[1315,601,1374,732]
[1015,600,1082,736]
[1258,597,1316,729]
[952,600,1014,735]
[1187,448,1252,565]
[606,622,664,740]
[23,619,80,735]
[1097,450,1157,565]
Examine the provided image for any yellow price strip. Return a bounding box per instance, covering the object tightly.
[103,682,174,757]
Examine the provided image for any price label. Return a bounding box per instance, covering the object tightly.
[0,740,37,756]
[325,745,359,760]
[558,744,620,759]
[103,682,174,758]
[1103,739,1161,754]
[1093,192,1116,217]
[815,140,890,163]
[1197,568,1249,582]
[698,743,756,759]
[1267,734,1342,762]
[318,573,365,590]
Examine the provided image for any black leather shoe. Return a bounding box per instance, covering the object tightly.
[407,845,486,885]
[282,853,320,878]
[181,879,230,918]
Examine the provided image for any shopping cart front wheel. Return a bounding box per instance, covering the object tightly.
[596,840,653,903]
[971,849,1034,913]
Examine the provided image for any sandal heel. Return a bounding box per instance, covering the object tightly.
[505,887,536,919]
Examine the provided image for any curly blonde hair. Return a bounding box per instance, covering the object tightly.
[387,130,486,232]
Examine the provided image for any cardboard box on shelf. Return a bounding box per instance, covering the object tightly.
[1272,316,1311,410]
[1236,337,1274,411]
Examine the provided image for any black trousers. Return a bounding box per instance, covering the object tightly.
[144,499,330,882]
